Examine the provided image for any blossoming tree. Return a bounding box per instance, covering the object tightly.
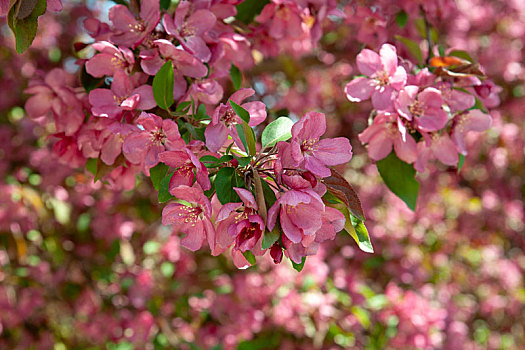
[1,0,523,349]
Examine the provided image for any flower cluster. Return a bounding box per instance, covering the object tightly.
[345,43,495,172]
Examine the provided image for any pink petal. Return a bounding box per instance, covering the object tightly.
[368,131,393,161]
[371,86,395,111]
[243,101,267,126]
[433,134,458,166]
[345,77,374,102]
[393,134,417,163]
[314,138,353,166]
[356,49,382,76]
[204,123,229,152]
[280,211,302,243]
[379,43,399,76]
[418,108,448,131]
[234,188,258,210]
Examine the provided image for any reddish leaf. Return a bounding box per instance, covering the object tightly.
[430,56,469,67]
[322,169,365,221]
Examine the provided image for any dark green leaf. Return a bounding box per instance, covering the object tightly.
[80,65,104,92]
[153,61,174,110]
[230,64,242,90]
[235,156,251,167]
[150,163,169,191]
[230,100,250,124]
[235,124,249,154]
[260,179,277,208]
[261,117,293,149]
[235,0,270,24]
[376,152,419,211]
[159,0,171,10]
[262,223,280,250]
[7,0,47,54]
[242,250,256,265]
[158,173,175,203]
[395,35,423,64]
[291,257,306,272]
[215,167,239,204]
[194,103,208,120]
[86,158,97,176]
[395,10,408,28]
[175,101,191,113]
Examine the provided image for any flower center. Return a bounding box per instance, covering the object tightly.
[150,128,166,145]
[408,100,426,117]
[179,23,197,37]
[178,205,203,226]
[128,21,145,33]
[301,138,318,153]
[238,223,260,243]
[220,106,238,126]
[374,71,390,86]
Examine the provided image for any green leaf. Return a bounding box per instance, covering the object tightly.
[260,179,277,208]
[158,173,175,203]
[449,50,473,62]
[235,124,249,154]
[150,163,169,191]
[7,0,47,54]
[395,35,423,64]
[235,0,270,24]
[348,212,374,253]
[230,64,242,90]
[153,61,174,110]
[86,158,97,176]
[261,117,294,149]
[194,103,208,120]
[230,100,250,124]
[235,122,257,156]
[395,10,408,28]
[235,156,251,167]
[242,250,256,265]
[291,257,306,272]
[262,223,280,250]
[215,167,240,204]
[175,101,192,113]
[159,0,171,10]
[376,152,419,211]
[457,154,465,173]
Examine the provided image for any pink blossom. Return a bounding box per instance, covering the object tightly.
[435,82,475,113]
[122,113,185,172]
[414,133,459,172]
[395,86,448,131]
[204,88,267,152]
[267,189,325,244]
[158,148,211,191]
[358,112,417,163]
[345,44,407,110]
[88,71,155,118]
[163,1,216,62]
[451,109,492,155]
[162,186,215,251]
[215,188,264,253]
[24,69,84,136]
[108,0,160,48]
[86,41,135,77]
[290,112,352,177]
